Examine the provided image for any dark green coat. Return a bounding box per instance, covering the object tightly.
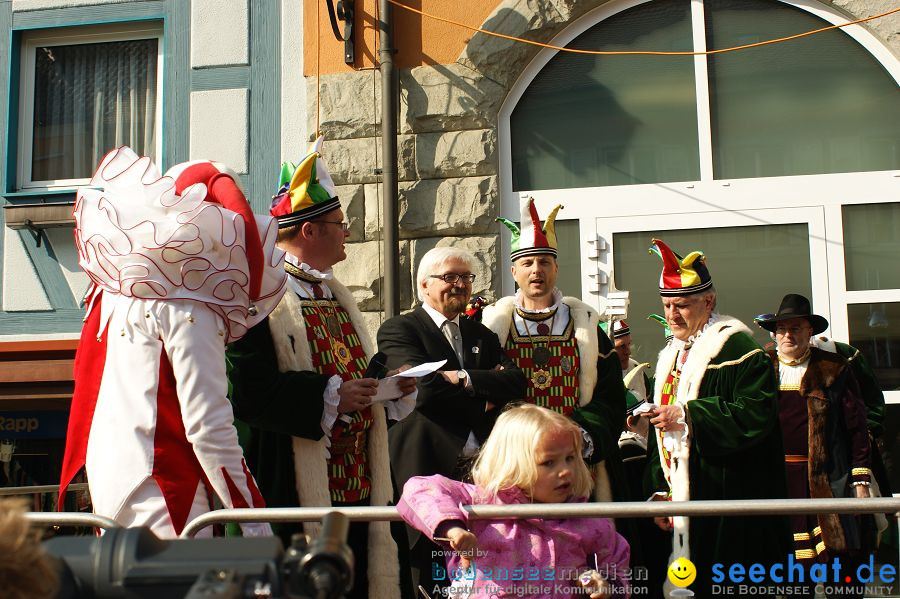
[647,318,792,596]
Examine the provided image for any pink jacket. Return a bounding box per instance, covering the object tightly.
[398,475,631,599]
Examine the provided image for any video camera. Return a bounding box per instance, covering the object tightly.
[43,512,354,599]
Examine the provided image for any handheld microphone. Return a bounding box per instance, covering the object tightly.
[364,352,388,379]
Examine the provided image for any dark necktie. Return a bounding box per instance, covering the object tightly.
[443,320,464,366]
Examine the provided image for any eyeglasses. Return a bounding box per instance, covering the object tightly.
[430,273,476,285]
[775,325,811,336]
[313,219,350,232]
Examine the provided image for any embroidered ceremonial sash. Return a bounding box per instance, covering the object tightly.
[505,319,579,416]
[658,367,679,473]
[303,300,373,503]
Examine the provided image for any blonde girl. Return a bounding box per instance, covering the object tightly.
[398,404,631,598]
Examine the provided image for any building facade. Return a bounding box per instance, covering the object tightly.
[1,0,898,494]
[306,0,899,492]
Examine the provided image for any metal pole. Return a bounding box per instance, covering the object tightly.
[179,496,900,538]
[379,0,400,317]
[0,483,88,497]
[26,512,119,531]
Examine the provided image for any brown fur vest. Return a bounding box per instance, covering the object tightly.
[770,347,851,553]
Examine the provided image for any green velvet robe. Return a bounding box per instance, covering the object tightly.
[646,318,792,597]
[832,340,884,438]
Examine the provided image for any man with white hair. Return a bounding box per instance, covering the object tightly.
[377,246,526,592]
[643,239,790,598]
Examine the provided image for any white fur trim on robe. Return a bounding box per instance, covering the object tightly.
[267,276,398,599]
[652,315,749,596]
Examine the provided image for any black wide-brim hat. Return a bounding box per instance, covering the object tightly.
[756,293,828,335]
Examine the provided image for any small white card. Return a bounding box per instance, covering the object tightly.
[393,359,447,378]
[370,359,447,402]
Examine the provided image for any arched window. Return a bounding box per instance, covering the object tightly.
[500,0,900,400]
[509,0,899,191]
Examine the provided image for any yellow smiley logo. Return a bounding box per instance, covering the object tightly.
[667,557,696,587]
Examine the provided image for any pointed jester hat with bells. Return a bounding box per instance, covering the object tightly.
[648,238,712,297]
[74,147,287,343]
[270,136,340,227]
[497,197,563,261]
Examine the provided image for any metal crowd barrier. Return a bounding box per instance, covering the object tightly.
[25,511,118,530]
[0,483,88,497]
[18,496,900,539]
[2,483,104,529]
[170,496,900,538]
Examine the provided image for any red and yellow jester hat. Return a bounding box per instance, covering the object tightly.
[270,136,340,228]
[648,238,712,297]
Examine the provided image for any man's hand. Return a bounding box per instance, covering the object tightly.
[854,484,871,499]
[440,370,460,386]
[387,364,419,396]
[646,404,685,432]
[337,378,377,413]
[649,492,674,531]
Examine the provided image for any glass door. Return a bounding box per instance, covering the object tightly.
[590,207,828,364]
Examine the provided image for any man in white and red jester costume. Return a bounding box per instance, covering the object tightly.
[59,147,287,538]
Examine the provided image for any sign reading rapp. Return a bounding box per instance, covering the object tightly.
[0,411,68,439]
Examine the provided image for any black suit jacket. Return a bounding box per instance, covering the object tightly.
[377,306,526,489]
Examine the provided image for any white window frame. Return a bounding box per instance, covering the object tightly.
[498,0,900,402]
[593,204,830,322]
[17,22,164,191]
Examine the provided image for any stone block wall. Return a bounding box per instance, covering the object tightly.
[310,66,508,327]
[306,0,673,335]
[305,0,900,339]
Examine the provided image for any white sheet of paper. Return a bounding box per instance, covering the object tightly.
[370,359,447,402]
[372,377,402,402]
[393,359,447,378]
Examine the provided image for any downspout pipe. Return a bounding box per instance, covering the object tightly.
[379,0,400,317]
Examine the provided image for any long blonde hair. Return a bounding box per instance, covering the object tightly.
[471,404,593,500]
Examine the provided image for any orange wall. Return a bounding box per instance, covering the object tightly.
[304,0,498,74]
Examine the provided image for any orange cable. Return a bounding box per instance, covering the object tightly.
[386,0,900,56]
